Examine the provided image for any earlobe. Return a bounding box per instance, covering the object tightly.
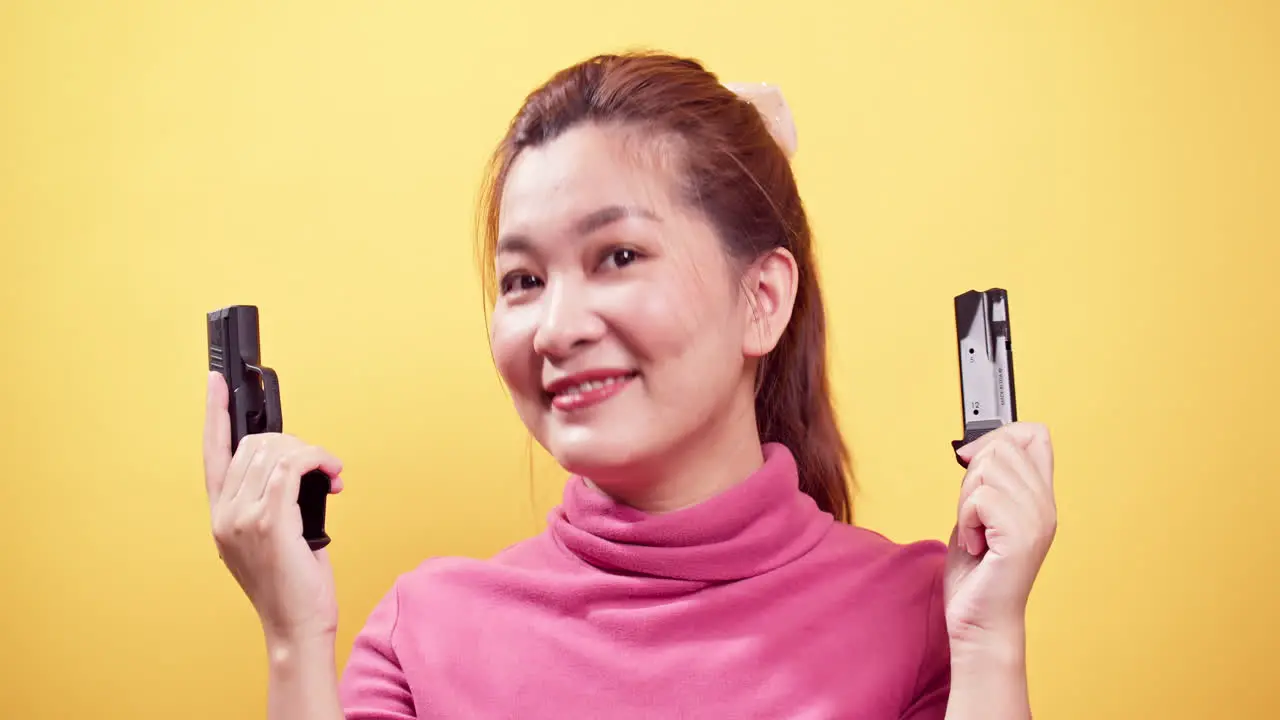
[742,247,800,358]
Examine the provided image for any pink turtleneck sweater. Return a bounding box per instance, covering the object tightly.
[338,443,951,719]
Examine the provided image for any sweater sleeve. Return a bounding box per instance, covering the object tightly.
[900,559,951,720]
[338,581,417,719]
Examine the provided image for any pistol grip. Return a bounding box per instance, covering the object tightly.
[252,364,331,550]
[300,469,332,551]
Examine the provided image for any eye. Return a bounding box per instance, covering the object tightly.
[499,272,543,296]
[600,247,641,270]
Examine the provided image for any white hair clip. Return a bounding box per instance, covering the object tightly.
[724,81,798,159]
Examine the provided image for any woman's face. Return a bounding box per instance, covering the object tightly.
[488,123,762,489]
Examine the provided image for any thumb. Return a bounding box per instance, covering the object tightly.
[202,371,232,500]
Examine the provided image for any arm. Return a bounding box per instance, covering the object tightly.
[262,581,417,720]
[899,561,950,720]
[944,631,1031,720]
[898,554,1032,720]
[337,582,418,719]
[898,615,1032,720]
[938,423,1055,720]
[266,633,346,720]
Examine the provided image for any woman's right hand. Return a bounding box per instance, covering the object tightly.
[202,371,345,647]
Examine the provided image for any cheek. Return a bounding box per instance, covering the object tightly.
[609,285,699,360]
[609,269,741,367]
[488,309,539,393]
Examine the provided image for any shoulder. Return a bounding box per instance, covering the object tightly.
[800,522,949,642]
[816,521,947,590]
[803,524,951,695]
[381,530,569,604]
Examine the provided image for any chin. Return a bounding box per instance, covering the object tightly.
[541,423,656,483]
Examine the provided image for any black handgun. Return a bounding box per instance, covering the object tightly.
[951,288,1018,468]
[207,305,332,551]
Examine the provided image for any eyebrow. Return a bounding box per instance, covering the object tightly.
[496,205,660,255]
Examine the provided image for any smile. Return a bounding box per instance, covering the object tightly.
[545,371,638,412]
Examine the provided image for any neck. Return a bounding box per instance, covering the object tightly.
[584,387,763,514]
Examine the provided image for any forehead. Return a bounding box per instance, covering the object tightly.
[498,123,682,236]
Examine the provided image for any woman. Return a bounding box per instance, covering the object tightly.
[202,51,1057,719]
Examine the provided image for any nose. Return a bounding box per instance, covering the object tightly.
[532,276,605,359]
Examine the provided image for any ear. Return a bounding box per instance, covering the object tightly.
[740,247,799,358]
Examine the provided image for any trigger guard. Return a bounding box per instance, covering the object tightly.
[248,364,283,433]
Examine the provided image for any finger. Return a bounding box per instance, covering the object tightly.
[266,444,343,509]
[264,444,344,525]
[956,421,1040,463]
[954,427,1001,464]
[977,437,1046,514]
[956,443,1031,554]
[202,372,232,500]
[958,483,1021,558]
[957,484,991,556]
[219,434,265,506]
[233,434,293,506]
[957,452,984,519]
[1026,424,1054,490]
[299,446,342,504]
[956,439,1019,520]
[956,449,994,555]
[957,422,1053,487]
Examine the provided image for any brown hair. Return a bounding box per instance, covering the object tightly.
[475,51,854,523]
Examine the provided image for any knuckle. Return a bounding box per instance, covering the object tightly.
[211,515,232,541]
[232,507,260,535]
[249,440,273,461]
[277,454,301,478]
[973,450,998,475]
[255,509,274,535]
[1019,421,1048,439]
[1038,521,1058,549]
[229,515,251,536]
[966,483,991,507]
[284,444,322,475]
[248,453,272,473]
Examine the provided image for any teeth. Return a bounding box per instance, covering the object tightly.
[561,376,624,396]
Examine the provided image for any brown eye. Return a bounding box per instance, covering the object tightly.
[500,273,543,295]
[602,248,639,269]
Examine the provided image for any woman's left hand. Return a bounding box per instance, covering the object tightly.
[943,422,1057,651]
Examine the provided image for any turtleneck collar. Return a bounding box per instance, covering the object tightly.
[547,442,834,583]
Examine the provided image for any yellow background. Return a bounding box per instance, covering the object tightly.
[2,2,1276,718]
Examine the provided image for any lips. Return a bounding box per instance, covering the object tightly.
[544,369,639,412]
